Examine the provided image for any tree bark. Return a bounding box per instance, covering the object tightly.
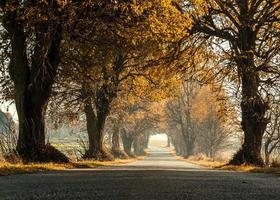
[83,99,113,161]
[179,90,196,158]
[121,132,134,157]
[143,132,150,149]
[133,135,146,156]
[112,127,121,153]
[111,126,128,159]
[229,55,268,166]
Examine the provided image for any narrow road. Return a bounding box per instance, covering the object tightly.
[0,146,279,200]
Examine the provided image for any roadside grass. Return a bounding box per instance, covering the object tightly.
[175,154,280,174]
[0,158,142,176]
[218,165,280,174]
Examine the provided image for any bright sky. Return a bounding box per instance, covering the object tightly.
[150,134,168,141]
[149,133,168,147]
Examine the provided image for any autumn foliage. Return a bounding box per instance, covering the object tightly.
[0,0,279,167]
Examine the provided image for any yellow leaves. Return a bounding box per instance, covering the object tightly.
[190,84,232,124]
[192,0,206,6]
[130,0,152,16]
[126,0,192,45]
[191,86,217,122]
[147,0,191,42]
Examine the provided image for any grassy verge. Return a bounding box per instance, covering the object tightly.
[218,165,280,174]
[176,156,280,174]
[0,158,142,176]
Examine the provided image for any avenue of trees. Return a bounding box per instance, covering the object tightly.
[0,0,280,167]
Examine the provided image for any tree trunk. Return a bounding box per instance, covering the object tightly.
[112,127,120,153]
[3,9,68,162]
[143,132,150,149]
[179,95,196,158]
[82,55,124,160]
[121,133,134,157]
[180,145,186,156]
[83,100,113,161]
[167,136,171,147]
[133,135,146,156]
[264,150,270,166]
[16,94,47,161]
[186,140,195,158]
[111,126,128,159]
[181,126,195,158]
[229,55,268,166]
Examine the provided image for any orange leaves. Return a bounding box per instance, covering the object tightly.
[146,0,191,42]
[191,86,219,122]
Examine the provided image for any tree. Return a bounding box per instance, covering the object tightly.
[165,78,199,157]
[193,86,232,159]
[165,76,233,159]
[0,0,70,162]
[187,0,280,166]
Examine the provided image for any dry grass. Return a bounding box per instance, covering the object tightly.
[0,162,69,176]
[174,153,227,168]
[185,158,225,168]
[0,158,141,176]
[178,155,280,174]
[218,165,280,174]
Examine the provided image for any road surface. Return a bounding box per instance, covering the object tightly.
[0,146,279,200]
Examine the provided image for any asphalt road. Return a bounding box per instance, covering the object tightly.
[0,146,280,200]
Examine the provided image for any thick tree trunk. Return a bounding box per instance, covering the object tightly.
[3,8,68,162]
[133,135,146,156]
[172,135,186,156]
[229,56,268,166]
[143,133,150,149]
[180,97,196,158]
[227,17,268,166]
[16,94,47,161]
[185,140,195,158]
[111,126,128,159]
[121,133,134,157]
[181,126,195,158]
[83,101,113,161]
[82,55,124,160]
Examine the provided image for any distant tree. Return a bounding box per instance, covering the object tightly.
[165,79,200,157]
[196,105,231,159]
[165,77,233,159]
